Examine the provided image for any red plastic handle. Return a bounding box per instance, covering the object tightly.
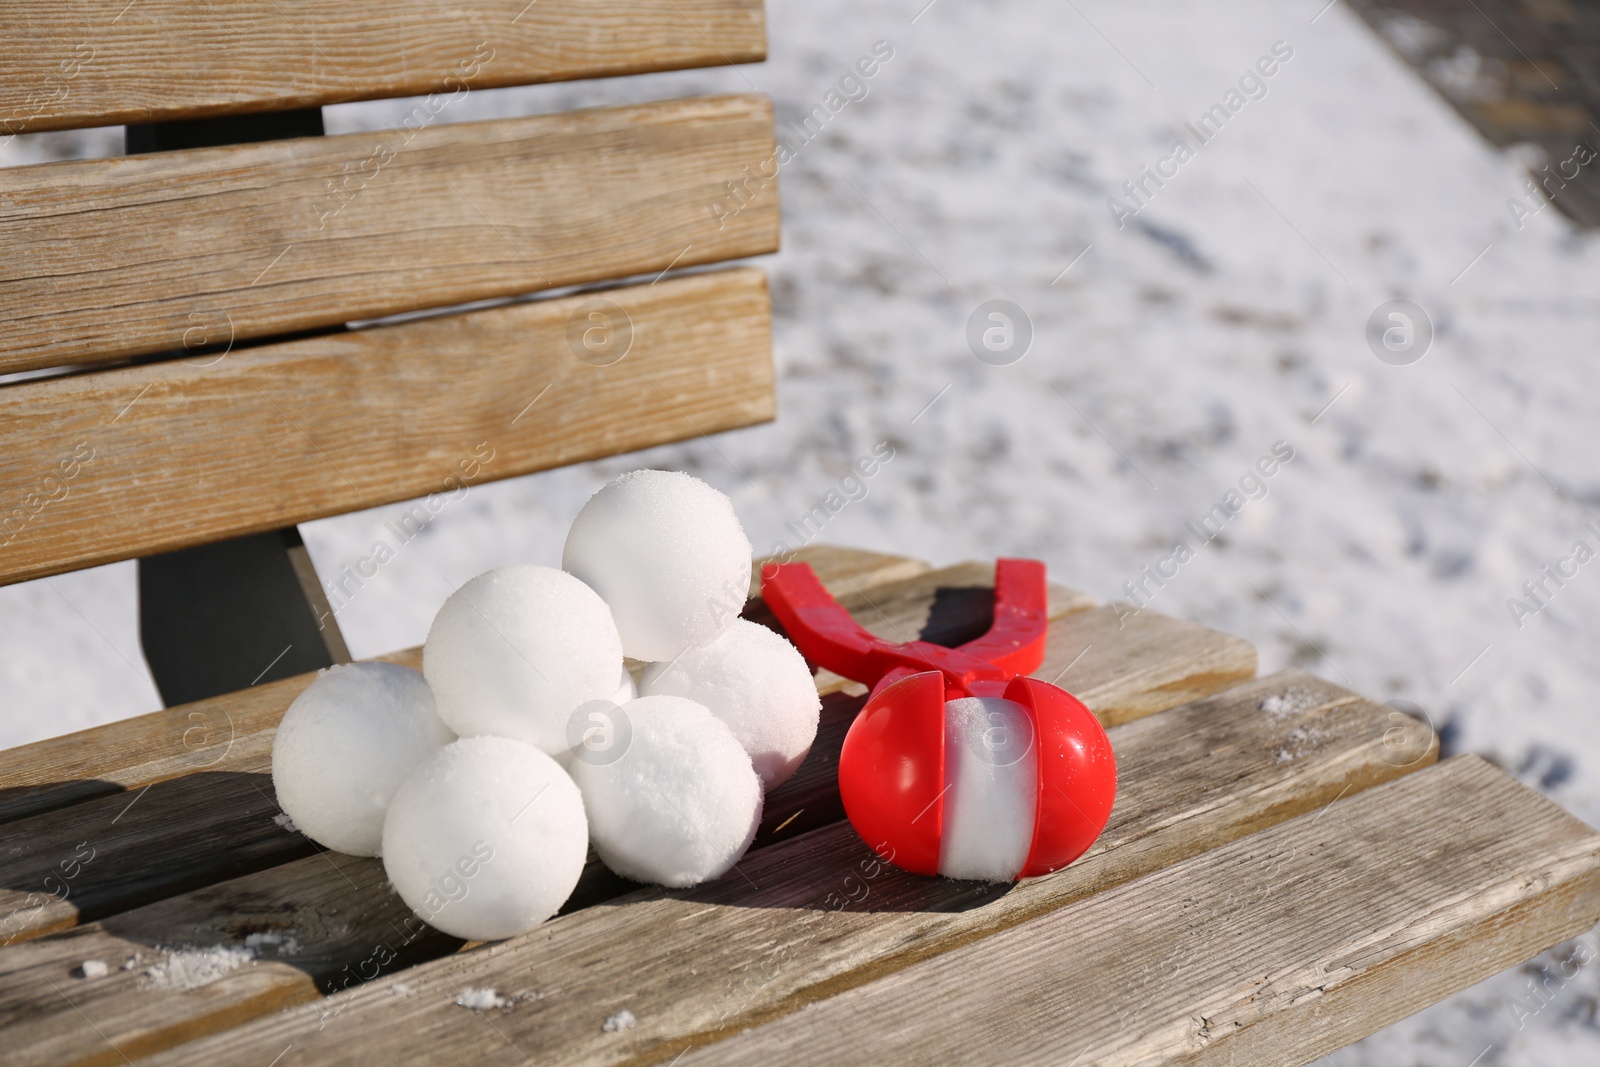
[759,558,1049,696]
[765,556,1116,881]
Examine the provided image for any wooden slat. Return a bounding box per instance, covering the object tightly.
[0,564,1243,949]
[122,670,1426,1067]
[0,94,778,374]
[0,554,1070,826]
[743,545,930,599]
[0,1,765,135]
[0,769,319,945]
[0,267,774,588]
[0,855,441,1067]
[675,756,1600,1067]
[1056,598,1257,729]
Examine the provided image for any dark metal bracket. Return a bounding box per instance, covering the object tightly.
[129,107,353,707]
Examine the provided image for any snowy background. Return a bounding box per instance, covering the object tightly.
[4,0,1599,1061]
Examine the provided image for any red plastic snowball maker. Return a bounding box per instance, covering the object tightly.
[760,559,1117,879]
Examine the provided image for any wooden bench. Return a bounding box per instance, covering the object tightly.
[2,4,1598,1064]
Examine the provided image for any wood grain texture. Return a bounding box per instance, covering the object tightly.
[0,94,778,374]
[0,268,773,588]
[132,671,1432,1067]
[1055,600,1257,728]
[677,756,1600,1067]
[0,857,390,1067]
[0,769,318,947]
[0,1,765,135]
[745,545,930,599]
[0,554,1037,827]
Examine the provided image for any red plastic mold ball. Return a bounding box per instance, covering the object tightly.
[764,558,1118,880]
[837,670,1116,878]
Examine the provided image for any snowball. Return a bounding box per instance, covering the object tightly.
[271,662,454,857]
[80,960,108,979]
[603,1009,637,1032]
[569,695,762,887]
[383,737,587,941]
[562,470,752,661]
[938,697,1038,881]
[424,565,624,755]
[641,620,820,790]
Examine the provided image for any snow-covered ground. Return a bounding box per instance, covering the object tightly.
[4,0,1599,1060]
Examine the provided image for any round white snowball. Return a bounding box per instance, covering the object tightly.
[424,565,623,755]
[382,736,587,941]
[569,695,762,887]
[640,620,820,791]
[937,697,1039,882]
[271,662,454,857]
[562,470,753,662]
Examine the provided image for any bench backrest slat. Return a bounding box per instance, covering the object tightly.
[0,269,773,587]
[0,94,778,375]
[0,0,765,135]
[1,3,777,602]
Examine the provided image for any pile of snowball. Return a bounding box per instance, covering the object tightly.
[271,470,821,941]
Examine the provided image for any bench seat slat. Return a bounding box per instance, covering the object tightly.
[0,0,765,135]
[0,566,1247,947]
[0,670,1361,1067]
[0,268,772,589]
[0,94,778,374]
[677,755,1600,1067]
[113,671,1424,1067]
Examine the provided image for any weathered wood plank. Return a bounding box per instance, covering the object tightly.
[0,554,1061,826]
[676,756,1600,1067]
[0,267,773,588]
[0,94,778,374]
[745,546,930,599]
[1057,598,1257,729]
[0,769,317,947]
[130,671,1427,1067]
[0,1,765,135]
[0,857,390,1067]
